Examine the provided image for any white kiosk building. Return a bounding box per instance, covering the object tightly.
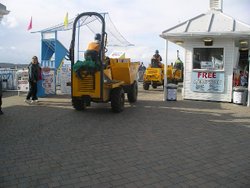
[161,0,250,106]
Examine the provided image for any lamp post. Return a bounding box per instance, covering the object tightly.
[163,40,168,101]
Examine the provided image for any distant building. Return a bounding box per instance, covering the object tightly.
[0,63,28,69]
[0,3,9,22]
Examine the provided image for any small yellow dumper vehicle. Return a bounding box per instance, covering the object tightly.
[143,65,164,90]
[143,50,184,90]
[69,12,139,112]
[169,50,184,84]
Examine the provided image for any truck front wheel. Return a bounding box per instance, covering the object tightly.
[72,98,86,111]
[111,87,125,113]
[127,81,138,103]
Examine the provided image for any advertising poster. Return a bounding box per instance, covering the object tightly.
[17,70,29,92]
[42,67,56,94]
[60,65,71,94]
[192,71,224,93]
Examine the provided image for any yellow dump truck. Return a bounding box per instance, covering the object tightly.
[143,51,184,90]
[143,66,164,90]
[143,64,183,90]
[167,64,183,84]
[69,12,139,112]
[169,50,184,84]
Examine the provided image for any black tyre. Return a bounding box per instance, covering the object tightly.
[111,87,125,113]
[127,81,138,103]
[152,84,157,89]
[143,82,149,90]
[72,98,86,111]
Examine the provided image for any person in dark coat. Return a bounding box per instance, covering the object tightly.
[0,75,3,115]
[25,56,41,103]
[151,50,163,68]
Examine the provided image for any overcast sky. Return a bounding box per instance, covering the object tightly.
[0,0,249,65]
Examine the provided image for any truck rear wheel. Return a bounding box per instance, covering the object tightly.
[72,98,86,111]
[127,81,138,103]
[111,87,125,113]
[152,83,157,89]
[143,82,149,90]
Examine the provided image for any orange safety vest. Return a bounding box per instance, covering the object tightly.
[87,42,100,52]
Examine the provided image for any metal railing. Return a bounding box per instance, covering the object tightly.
[0,69,18,91]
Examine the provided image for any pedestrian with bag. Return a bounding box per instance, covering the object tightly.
[25,56,41,104]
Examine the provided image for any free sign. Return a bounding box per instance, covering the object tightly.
[197,72,216,78]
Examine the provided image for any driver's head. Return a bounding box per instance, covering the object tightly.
[95,33,101,41]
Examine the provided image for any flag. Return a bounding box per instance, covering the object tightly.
[27,17,32,31]
[64,12,68,28]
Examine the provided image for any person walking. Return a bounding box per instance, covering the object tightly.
[25,56,41,103]
[0,75,3,115]
[138,62,146,82]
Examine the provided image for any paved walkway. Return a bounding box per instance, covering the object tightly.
[1,86,250,188]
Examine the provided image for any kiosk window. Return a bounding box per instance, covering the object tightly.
[193,48,224,70]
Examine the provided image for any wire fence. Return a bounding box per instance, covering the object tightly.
[0,69,18,91]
